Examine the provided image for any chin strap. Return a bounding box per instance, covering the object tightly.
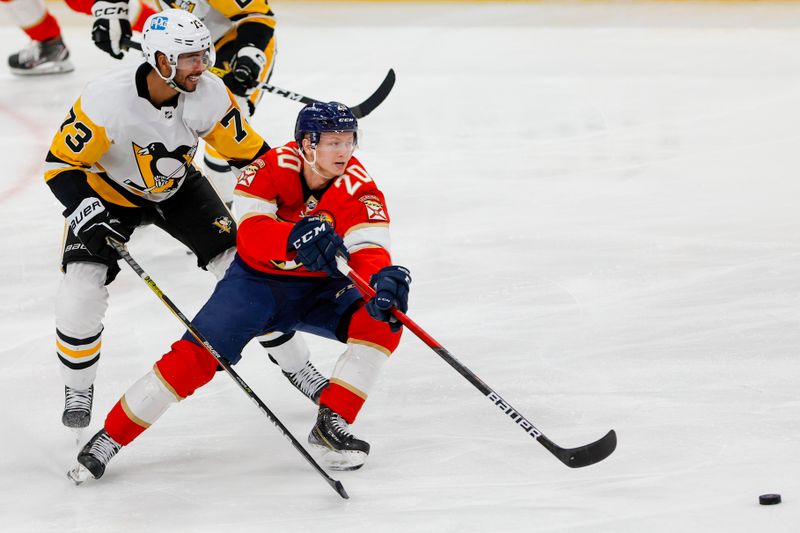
[167,79,189,94]
[299,146,346,182]
[154,62,194,94]
[299,146,325,180]
[164,67,190,94]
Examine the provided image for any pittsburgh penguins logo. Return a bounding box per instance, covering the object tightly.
[126,142,196,194]
[164,0,196,12]
[213,216,233,234]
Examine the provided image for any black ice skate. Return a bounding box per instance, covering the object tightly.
[67,429,122,485]
[269,355,328,405]
[8,38,74,76]
[62,385,93,429]
[308,406,370,471]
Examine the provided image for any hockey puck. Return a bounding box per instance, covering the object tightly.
[759,494,781,505]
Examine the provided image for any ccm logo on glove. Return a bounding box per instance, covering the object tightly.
[93,4,128,16]
[291,221,328,249]
[288,216,349,277]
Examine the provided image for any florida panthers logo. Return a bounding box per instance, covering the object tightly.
[126,142,196,194]
[314,210,335,228]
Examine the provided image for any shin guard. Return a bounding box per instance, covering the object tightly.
[105,340,218,445]
[55,262,109,390]
[320,343,387,424]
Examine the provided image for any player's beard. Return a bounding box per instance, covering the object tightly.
[175,72,202,93]
[175,81,194,92]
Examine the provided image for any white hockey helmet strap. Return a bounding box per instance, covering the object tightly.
[142,9,216,88]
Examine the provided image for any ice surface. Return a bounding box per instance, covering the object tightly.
[1,1,799,531]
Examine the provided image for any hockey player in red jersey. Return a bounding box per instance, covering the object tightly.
[3,0,72,74]
[69,101,411,482]
[2,0,155,75]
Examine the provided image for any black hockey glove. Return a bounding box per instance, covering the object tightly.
[223,46,267,97]
[288,216,349,277]
[366,266,411,332]
[65,197,130,260]
[92,0,131,60]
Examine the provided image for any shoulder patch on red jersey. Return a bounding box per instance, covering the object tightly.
[359,194,388,221]
[237,158,265,187]
[358,194,380,203]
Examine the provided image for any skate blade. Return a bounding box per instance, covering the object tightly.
[9,61,74,76]
[66,463,93,485]
[309,443,366,471]
[71,428,84,447]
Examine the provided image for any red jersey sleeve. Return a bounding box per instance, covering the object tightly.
[233,153,294,265]
[349,247,392,282]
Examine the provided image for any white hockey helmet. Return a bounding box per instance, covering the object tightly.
[142,9,216,89]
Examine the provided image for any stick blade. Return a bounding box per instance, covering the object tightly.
[333,480,349,499]
[555,429,617,468]
[351,69,396,119]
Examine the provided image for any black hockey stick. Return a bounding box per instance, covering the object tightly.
[109,239,348,499]
[121,37,395,119]
[335,257,617,469]
[259,70,396,119]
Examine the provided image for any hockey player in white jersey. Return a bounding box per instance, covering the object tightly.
[90,0,278,206]
[46,9,325,432]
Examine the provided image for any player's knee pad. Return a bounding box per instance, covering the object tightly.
[56,262,109,338]
[155,339,219,399]
[206,246,235,280]
[257,331,310,374]
[346,306,402,355]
